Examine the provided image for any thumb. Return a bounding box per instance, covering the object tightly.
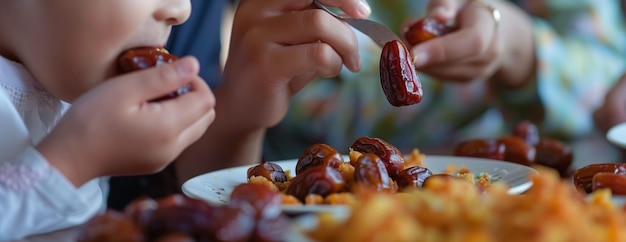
[114,56,200,103]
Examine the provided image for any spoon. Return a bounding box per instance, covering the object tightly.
[312,0,402,47]
[607,122,626,149]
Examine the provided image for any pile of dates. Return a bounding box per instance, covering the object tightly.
[77,184,289,242]
[454,121,574,178]
[248,136,455,203]
[573,163,626,195]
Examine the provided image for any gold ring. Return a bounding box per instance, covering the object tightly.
[471,0,501,29]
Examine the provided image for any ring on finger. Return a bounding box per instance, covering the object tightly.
[471,0,501,30]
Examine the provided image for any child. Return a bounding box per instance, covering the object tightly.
[0,0,216,239]
[0,0,369,239]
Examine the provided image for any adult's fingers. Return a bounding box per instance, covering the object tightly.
[253,9,360,71]
[261,0,371,18]
[426,0,463,20]
[411,2,497,67]
[418,60,495,82]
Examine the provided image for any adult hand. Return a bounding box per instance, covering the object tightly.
[38,57,216,186]
[408,0,535,88]
[594,73,626,134]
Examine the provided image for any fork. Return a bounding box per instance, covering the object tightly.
[312,0,402,48]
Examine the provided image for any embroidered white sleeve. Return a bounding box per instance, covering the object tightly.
[0,85,103,240]
[0,147,104,240]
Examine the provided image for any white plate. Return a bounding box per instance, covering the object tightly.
[607,122,626,149]
[182,155,537,214]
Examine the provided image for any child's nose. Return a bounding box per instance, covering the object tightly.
[154,0,191,26]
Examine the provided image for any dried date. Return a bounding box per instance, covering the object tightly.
[229,183,282,220]
[295,143,343,175]
[534,138,573,178]
[497,136,536,166]
[354,153,394,191]
[454,139,505,161]
[118,47,189,101]
[247,162,287,182]
[395,166,433,188]
[592,173,626,195]
[380,40,423,106]
[284,166,345,202]
[573,163,626,193]
[512,121,540,146]
[140,195,216,240]
[350,137,405,177]
[404,18,456,46]
[76,210,144,242]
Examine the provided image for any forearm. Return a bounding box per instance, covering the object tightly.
[175,90,266,182]
[491,0,536,89]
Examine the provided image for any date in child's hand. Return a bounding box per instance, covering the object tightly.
[37,57,216,186]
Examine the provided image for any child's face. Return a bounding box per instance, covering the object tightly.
[4,0,191,102]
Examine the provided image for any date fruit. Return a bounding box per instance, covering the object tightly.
[295,143,343,175]
[140,195,215,240]
[229,183,282,220]
[380,40,423,106]
[247,162,287,182]
[118,47,189,101]
[284,166,345,202]
[395,166,433,188]
[534,138,573,178]
[573,163,626,193]
[404,18,456,46]
[229,183,290,241]
[512,121,540,146]
[354,153,394,191]
[350,136,405,177]
[497,136,536,166]
[454,139,505,161]
[592,172,626,195]
[76,210,144,242]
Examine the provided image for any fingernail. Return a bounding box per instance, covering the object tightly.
[176,58,194,74]
[357,0,371,17]
[412,52,428,67]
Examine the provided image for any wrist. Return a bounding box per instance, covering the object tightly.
[36,138,93,187]
[491,0,536,89]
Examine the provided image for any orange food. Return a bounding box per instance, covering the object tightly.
[307,168,626,242]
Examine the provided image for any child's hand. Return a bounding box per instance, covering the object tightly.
[37,57,216,186]
[594,73,626,134]
[218,0,370,129]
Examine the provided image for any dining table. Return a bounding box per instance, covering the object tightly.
[9,130,624,242]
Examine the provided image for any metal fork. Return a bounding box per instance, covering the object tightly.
[312,0,402,47]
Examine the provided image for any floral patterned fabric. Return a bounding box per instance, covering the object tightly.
[262,0,626,160]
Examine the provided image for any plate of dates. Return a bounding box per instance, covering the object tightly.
[182,155,537,214]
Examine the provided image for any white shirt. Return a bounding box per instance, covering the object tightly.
[0,56,106,241]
